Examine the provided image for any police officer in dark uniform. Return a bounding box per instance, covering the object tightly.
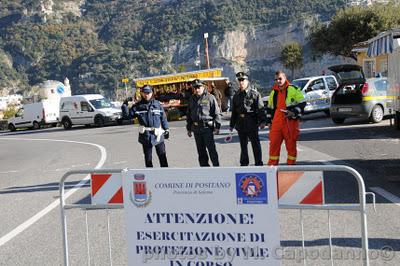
[229,72,266,166]
[131,85,169,167]
[186,79,221,167]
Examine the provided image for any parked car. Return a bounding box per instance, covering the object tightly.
[7,100,59,131]
[292,75,338,115]
[329,64,391,124]
[262,75,339,115]
[59,94,122,129]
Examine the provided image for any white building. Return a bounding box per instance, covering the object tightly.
[35,78,72,101]
[0,94,23,111]
[348,0,389,6]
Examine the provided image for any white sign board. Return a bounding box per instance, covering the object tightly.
[122,167,281,266]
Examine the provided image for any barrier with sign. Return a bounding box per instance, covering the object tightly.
[59,165,373,266]
[123,167,280,265]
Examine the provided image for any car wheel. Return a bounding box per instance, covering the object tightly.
[32,121,40,130]
[369,105,383,123]
[8,123,16,132]
[94,115,105,127]
[324,110,330,117]
[62,118,72,129]
[117,118,123,125]
[332,117,345,124]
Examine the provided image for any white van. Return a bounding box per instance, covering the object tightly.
[59,94,122,129]
[7,100,59,131]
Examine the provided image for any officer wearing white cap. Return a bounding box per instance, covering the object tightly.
[131,85,169,167]
[230,72,266,166]
[186,79,221,167]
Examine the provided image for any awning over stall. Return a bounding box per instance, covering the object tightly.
[367,29,400,57]
[134,68,223,87]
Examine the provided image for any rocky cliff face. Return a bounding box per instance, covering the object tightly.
[171,19,354,92]
[21,0,83,22]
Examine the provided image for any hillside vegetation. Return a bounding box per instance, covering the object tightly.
[0,0,348,96]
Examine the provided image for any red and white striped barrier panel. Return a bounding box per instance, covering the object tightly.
[91,173,123,204]
[90,171,324,205]
[277,171,324,205]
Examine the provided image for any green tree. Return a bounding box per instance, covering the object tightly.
[281,42,303,79]
[309,3,400,59]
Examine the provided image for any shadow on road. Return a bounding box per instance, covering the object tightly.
[282,237,400,250]
[0,180,89,194]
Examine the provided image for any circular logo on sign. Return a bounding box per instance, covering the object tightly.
[239,175,263,197]
[57,85,65,94]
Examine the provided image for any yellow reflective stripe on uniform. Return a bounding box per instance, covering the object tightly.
[268,86,305,109]
[269,156,279,160]
[287,155,297,160]
[268,90,275,109]
[363,96,397,101]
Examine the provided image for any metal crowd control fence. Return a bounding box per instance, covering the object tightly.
[59,165,373,266]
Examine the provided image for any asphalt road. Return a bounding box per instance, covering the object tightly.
[0,113,399,265]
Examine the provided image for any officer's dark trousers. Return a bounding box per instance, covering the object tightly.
[193,127,219,167]
[238,129,263,166]
[142,142,168,168]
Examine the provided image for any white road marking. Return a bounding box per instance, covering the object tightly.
[370,187,400,207]
[0,170,19,174]
[0,138,107,247]
[53,168,72,172]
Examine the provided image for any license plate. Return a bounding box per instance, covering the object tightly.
[338,107,352,112]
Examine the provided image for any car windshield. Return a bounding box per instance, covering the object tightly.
[292,79,309,89]
[89,98,112,109]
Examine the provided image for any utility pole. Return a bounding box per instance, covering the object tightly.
[204,33,210,69]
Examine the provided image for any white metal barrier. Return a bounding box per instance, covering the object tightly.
[59,165,373,266]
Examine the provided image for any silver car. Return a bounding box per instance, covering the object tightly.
[329,64,392,124]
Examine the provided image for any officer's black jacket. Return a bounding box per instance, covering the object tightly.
[186,91,221,131]
[131,99,168,145]
[230,84,266,132]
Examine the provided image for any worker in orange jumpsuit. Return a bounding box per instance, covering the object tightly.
[266,70,306,165]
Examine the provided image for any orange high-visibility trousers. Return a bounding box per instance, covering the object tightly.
[268,119,299,165]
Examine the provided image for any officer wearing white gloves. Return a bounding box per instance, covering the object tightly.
[131,85,169,167]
